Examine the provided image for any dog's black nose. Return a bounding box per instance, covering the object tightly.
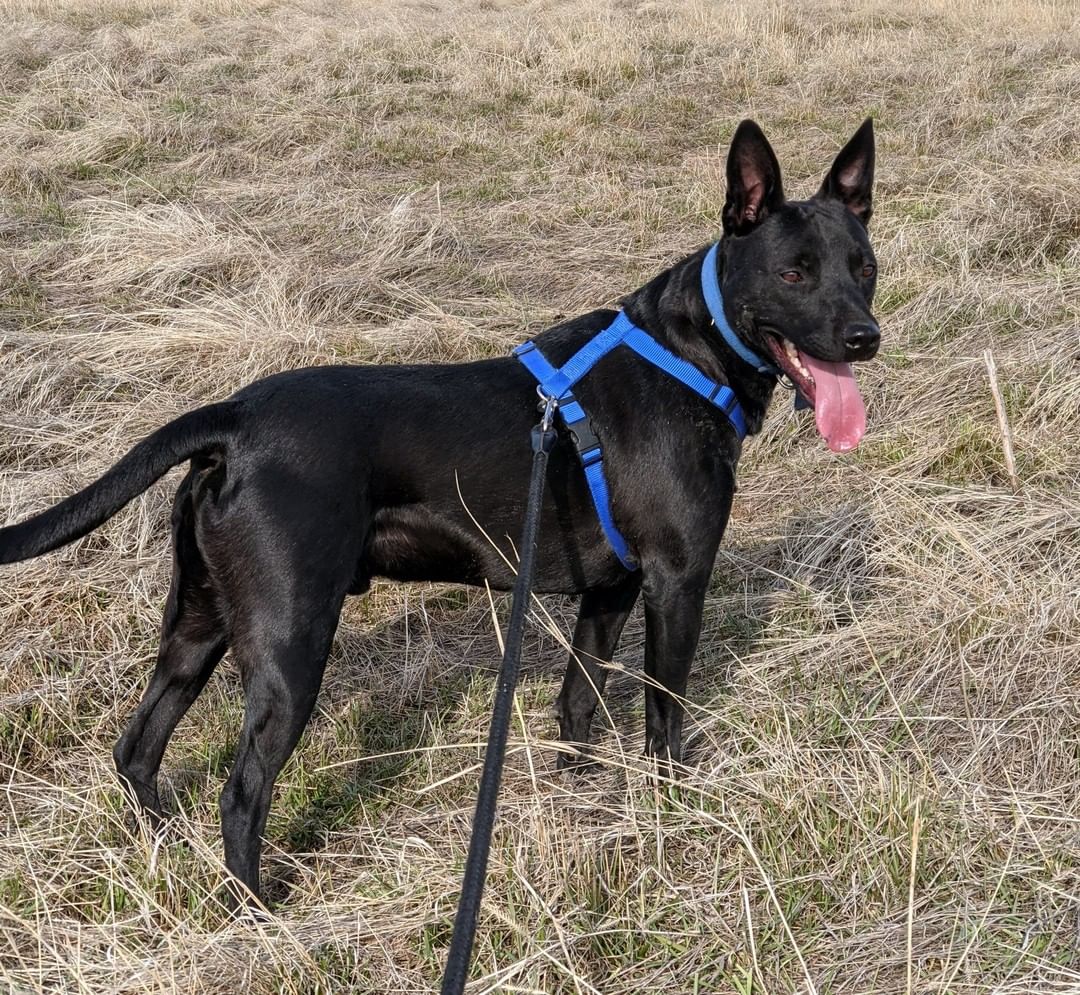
[844,322,880,354]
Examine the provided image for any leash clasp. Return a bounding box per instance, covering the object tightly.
[536,386,558,432]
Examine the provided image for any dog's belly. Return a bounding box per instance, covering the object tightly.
[361,500,622,595]
[364,504,513,589]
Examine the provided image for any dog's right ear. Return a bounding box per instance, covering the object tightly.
[723,120,785,236]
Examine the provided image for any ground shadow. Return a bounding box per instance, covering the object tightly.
[153,503,882,902]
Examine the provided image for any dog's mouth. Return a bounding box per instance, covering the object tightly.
[765,334,866,453]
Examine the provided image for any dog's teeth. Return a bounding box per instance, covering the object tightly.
[780,339,812,381]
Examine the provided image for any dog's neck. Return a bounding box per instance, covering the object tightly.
[621,244,777,435]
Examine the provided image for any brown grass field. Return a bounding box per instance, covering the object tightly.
[1,0,1079,991]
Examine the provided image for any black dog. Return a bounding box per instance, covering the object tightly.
[0,120,879,903]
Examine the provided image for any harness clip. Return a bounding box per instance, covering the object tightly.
[538,391,557,433]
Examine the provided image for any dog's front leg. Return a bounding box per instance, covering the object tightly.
[554,577,642,769]
[641,570,710,772]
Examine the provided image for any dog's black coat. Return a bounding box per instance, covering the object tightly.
[0,120,880,903]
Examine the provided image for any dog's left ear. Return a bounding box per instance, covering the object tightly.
[817,118,875,225]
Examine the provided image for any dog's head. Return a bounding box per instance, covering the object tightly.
[718,119,879,452]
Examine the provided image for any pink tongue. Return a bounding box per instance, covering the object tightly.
[800,352,866,453]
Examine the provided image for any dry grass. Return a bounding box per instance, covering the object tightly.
[1,0,1079,991]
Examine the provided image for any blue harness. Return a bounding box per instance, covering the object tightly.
[514,242,778,571]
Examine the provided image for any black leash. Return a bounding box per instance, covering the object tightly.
[440,395,558,995]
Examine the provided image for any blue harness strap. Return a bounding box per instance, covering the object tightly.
[514,246,759,570]
[514,314,638,569]
[621,326,748,439]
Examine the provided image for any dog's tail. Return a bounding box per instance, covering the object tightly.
[0,401,241,564]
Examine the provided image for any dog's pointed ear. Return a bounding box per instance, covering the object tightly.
[817,118,875,225]
[723,120,785,236]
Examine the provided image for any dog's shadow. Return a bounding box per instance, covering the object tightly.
[266,589,556,902]
[775,501,880,615]
[161,504,880,901]
[603,501,882,768]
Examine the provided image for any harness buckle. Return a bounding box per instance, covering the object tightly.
[560,405,601,456]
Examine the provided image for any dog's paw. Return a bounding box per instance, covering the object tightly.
[219,881,275,925]
[122,800,168,840]
[555,742,602,774]
[643,737,690,784]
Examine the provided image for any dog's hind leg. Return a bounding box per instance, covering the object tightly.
[113,477,226,821]
[554,577,641,769]
[201,464,364,905]
[217,595,344,906]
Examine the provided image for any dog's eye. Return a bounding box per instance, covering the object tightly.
[861,263,877,279]
[780,270,803,284]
